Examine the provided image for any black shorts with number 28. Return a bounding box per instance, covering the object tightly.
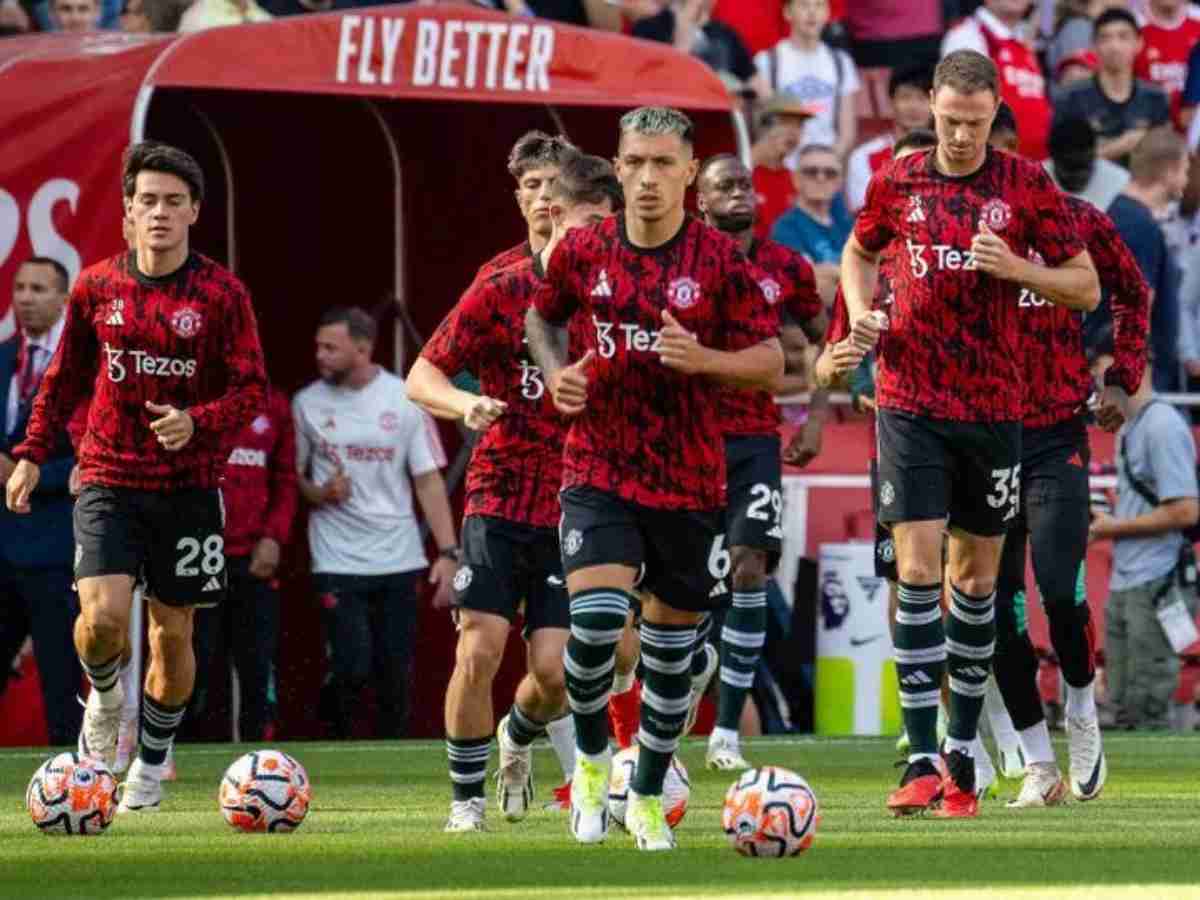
[875,409,1021,537]
[73,485,227,607]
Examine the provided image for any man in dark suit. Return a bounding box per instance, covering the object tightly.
[0,256,82,745]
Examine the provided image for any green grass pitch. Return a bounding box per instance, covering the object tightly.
[2,734,1198,899]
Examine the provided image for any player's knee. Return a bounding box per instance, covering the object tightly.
[731,547,767,592]
[896,560,941,586]
[530,652,566,701]
[953,574,996,599]
[147,621,191,661]
[455,633,503,685]
[79,613,125,651]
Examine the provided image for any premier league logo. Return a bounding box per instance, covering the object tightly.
[170,306,203,339]
[820,570,850,630]
[667,277,701,310]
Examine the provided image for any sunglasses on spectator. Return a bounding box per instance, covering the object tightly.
[799,166,841,180]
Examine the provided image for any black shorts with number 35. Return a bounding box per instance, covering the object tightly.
[73,485,227,607]
[725,434,783,571]
[875,409,1021,537]
[559,485,727,612]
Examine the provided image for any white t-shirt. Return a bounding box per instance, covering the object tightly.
[754,40,860,149]
[844,132,894,214]
[293,369,441,576]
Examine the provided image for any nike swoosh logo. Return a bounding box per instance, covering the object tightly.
[850,634,883,647]
[1079,753,1105,797]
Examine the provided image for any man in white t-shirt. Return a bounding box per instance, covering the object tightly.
[754,0,860,159]
[294,306,458,739]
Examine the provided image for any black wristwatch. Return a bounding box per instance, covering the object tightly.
[439,546,461,561]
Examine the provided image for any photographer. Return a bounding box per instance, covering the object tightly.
[1090,349,1199,730]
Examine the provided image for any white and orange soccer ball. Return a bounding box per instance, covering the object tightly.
[722,766,819,857]
[607,745,690,829]
[26,752,118,836]
[218,750,312,833]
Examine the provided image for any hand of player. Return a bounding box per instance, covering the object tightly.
[323,465,351,504]
[249,537,282,580]
[0,452,14,486]
[5,459,40,514]
[1088,511,1117,543]
[855,393,876,413]
[428,555,458,609]
[461,395,508,432]
[548,350,594,417]
[830,338,867,375]
[658,310,710,375]
[848,312,884,353]
[971,222,1021,281]
[68,464,82,497]
[1094,385,1126,433]
[783,416,824,468]
[146,401,195,452]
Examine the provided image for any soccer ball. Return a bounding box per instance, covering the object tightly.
[218,750,312,833]
[607,745,690,828]
[25,752,117,836]
[722,766,819,857]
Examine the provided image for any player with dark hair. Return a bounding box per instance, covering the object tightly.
[842,50,1099,818]
[408,151,622,834]
[526,106,783,851]
[6,140,266,812]
[476,130,579,283]
[693,152,827,770]
[993,194,1149,808]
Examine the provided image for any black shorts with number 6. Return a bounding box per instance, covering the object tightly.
[725,434,783,570]
[73,485,227,607]
[559,485,727,612]
[875,410,1021,537]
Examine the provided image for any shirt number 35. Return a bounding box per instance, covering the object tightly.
[986,465,1021,522]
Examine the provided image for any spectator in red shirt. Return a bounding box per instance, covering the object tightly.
[1135,0,1200,128]
[845,63,933,213]
[192,386,297,741]
[751,97,815,239]
[844,0,942,69]
[942,0,1054,160]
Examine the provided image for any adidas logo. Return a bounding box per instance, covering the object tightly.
[900,671,933,687]
[710,579,729,598]
[202,576,222,592]
[958,666,989,679]
[105,299,125,327]
[906,197,925,223]
[766,525,783,539]
[591,269,613,297]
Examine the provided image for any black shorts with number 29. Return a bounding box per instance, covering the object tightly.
[875,409,1021,537]
[453,514,569,634]
[725,434,783,571]
[73,485,227,607]
[559,485,727,612]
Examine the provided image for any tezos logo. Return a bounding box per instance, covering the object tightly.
[103,342,197,383]
[667,277,701,310]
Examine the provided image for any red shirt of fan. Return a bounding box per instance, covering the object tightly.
[753,165,796,239]
[722,238,822,436]
[854,147,1084,422]
[422,257,566,528]
[1021,197,1149,428]
[473,240,533,285]
[1135,6,1200,126]
[533,214,779,510]
[15,252,266,491]
[221,387,299,558]
[944,9,1052,159]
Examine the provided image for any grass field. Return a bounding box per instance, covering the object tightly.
[2,734,1198,900]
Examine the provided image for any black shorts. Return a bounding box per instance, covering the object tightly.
[869,459,898,582]
[996,417,1090,606]
[453,515,569,634]
[876,410,1021,537]
[725,434,783,569]
[73,485,227,607]
[559,485,726,613]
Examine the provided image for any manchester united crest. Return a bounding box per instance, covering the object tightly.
[979,198,1012,232]
[666,277,701,310]
[251,415,271,435]
[170,306,203,338]
[757,278,782,305]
